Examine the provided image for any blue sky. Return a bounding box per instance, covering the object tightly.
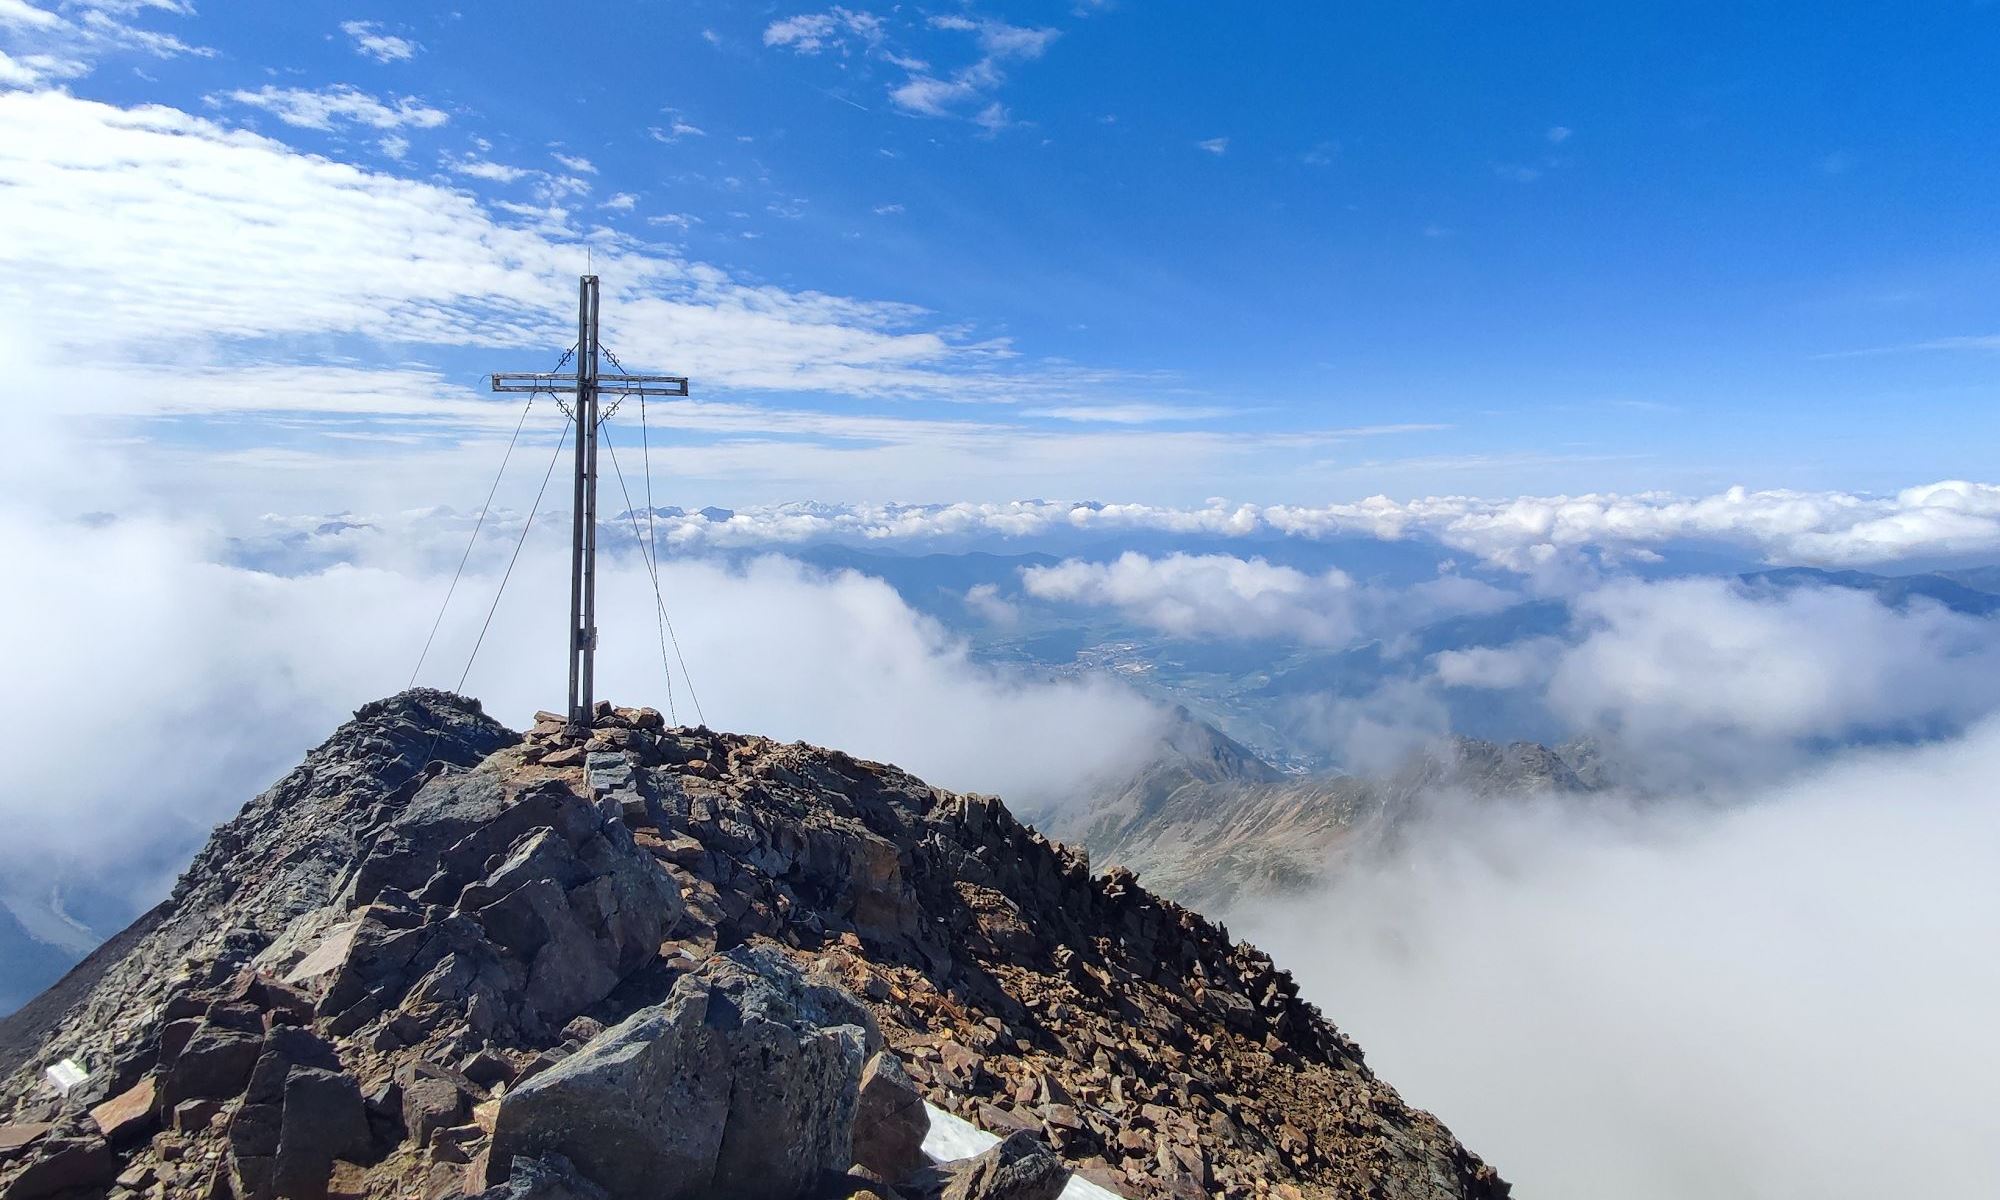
[4,0,1999,511]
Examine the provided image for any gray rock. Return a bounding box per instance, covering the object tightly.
[851,1052,929,1182]
[475,1155,610,1200]
[160,1022,263,1107]
[0,1134,117,1200]
[488,946,871,1200]
[938,1131,1069,1200]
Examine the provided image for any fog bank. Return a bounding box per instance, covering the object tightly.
[1236,727,2000,1198]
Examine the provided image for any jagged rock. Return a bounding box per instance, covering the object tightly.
[400,1061,480,1150]
[488,946,872,1200]
[937,1131,1068,1200]
[160,1022,263,1108]
[851,1052,927,1182]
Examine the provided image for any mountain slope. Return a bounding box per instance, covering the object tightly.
[0,691,1505,1200]
[1056,715,1602,912]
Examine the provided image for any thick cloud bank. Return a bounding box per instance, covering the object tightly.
[1237,728,2000,1199]
[1021,553,1370,644]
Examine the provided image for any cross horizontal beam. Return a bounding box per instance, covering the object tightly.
[490,372,689,396]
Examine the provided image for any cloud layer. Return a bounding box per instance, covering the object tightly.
[1022,552,1367,644]
[0,502,1165,911]
[493,482,2000,571]
[1238,727,2000,1199]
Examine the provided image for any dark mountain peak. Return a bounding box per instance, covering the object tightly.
[0,694,1505,1200]
[1157,708,1282,786]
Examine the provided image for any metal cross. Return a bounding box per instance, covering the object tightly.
[490,275,688,729]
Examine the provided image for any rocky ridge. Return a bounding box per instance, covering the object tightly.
[1,691,1506,1200]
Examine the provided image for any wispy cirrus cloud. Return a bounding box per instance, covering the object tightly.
[0,0,207,83]
[339,19,418,64]
[762,6,1057,132]
[216,84,449,131]
[762,6,883,55]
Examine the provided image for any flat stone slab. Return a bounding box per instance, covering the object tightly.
[0,1122,53,1156]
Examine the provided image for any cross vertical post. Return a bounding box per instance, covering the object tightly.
[489,275,691,731]
[566,275,599,728]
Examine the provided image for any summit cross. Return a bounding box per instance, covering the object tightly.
[489,274,689,730]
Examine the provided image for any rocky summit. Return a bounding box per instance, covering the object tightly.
[0,690,1507,1200]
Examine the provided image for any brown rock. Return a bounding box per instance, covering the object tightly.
[89,1075,158,1145]
[0,1123,52,1160]
[976,1104,1039,1137]
[400,1062,476,1150]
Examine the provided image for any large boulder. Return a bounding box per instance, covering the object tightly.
[487,945,875,1200]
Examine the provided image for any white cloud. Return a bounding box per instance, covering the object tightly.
[1239,725,2000,1199]
[0,496,1166,905]
[377,133,408,159]
[551,150,596,174]
[1261,480,2000,571]
[970,20,1057,59]
[764,7,1054,129]
[0,90,1092,405]
[0,0,60,31]
[270,484,2000,571]
[0,0,206,83]
[1546,578,2000,756]
[339,19,418,63]
[762,7,882,55]
[889,73,978,118]
[602,191,636,211]
[1024,404,1230,424]
[1196,137,1228,155]
[1431,637,1563,690]
[0,45,82,85]
[963,581,1019,626]
[649,113,705,142]
[1023,552,1366,644]
[220,84,449,131]
[1545,125,1571,143]
[443,153,524,180]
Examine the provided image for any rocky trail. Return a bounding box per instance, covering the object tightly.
[0,691,1506,1200]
